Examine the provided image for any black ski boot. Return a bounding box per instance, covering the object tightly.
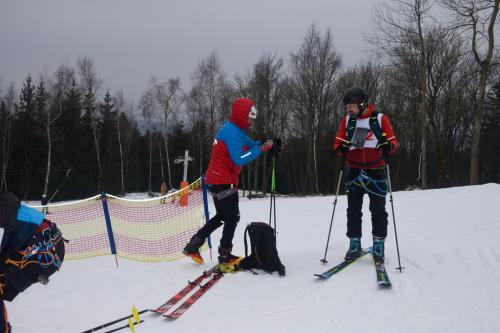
[183,234,205,264]
[218,246,241,264]
[373,236,385,263]
[345,237,362,261]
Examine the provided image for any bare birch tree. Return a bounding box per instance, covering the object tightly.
[36,65,74,197]
[248,52,288,194]
[424,26,472,186]
[77,57,104,191]
[441,0,500,184]
[139,87,156,193]
[187,52,233,176]
[371,0,434,188]
[290,25,342,193]
[114,89,127,195]
[151,77,183,188]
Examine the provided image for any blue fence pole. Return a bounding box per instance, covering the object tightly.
[100,192,119,267]
[201,176,212,258]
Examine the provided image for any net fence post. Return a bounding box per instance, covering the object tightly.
[100,192,119,267]
[201,176,212,259]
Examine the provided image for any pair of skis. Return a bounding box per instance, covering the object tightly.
[151,265,223,319]
[81,267,222,332]
[315,247,391,287]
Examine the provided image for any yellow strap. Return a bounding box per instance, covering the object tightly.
[132,305,140,324]
[127,318,135,333]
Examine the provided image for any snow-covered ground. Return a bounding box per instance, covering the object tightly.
[9,184,500,332]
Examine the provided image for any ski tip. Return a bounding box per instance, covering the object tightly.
[378,282,392,289]
[314,273,329,280]
[164,311,184,320]
[163,314,178,320]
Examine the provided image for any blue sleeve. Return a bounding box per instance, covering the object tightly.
[0,205,44,256]
[17,205,45,226]
[247,137,261,148]
[222,125,262,166]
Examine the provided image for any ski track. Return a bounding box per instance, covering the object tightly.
[9,183,500,332]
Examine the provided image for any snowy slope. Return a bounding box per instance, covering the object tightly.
[10,184,500,333]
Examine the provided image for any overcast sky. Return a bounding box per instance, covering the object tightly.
[1,0,382,101]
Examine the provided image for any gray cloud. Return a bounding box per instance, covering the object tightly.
[0,0,378,100]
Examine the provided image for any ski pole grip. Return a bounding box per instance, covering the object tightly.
[380,133,390,164]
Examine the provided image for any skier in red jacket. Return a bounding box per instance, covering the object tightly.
[333,87,397,264]
[183,97,273,264]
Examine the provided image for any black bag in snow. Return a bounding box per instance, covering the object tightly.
[239,222,285,276]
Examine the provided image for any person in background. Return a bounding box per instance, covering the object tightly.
[40,194,49,214]
[160,183,167,204]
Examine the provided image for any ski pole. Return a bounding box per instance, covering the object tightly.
[384,152,404,273]
[80,309,148,333]
[49,168,72,202]
[268,154,277,237]
[102,320,143,333]
[320,156,346,264]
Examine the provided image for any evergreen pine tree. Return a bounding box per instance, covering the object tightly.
[14,75,41,198]
[99,90,120,193]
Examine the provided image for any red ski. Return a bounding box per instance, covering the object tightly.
[150,265,219,314]
[164,271,223,319]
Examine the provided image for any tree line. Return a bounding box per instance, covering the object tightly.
[1,0,499,201]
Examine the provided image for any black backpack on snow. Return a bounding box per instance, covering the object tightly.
[239,222,285,276]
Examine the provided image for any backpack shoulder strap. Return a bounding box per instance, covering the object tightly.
[243,224,250,259]
[369,111,383,141]
[241,224,259,275]
[346,115,357,142]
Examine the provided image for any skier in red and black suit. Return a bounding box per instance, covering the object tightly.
[333,87,397,264]
[183,97,273,264]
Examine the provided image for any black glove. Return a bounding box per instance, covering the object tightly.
[335,142,351,155]
[272,138,283,154]
[377,139,392,152]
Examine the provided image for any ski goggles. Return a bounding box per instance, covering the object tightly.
[249,106,258,119]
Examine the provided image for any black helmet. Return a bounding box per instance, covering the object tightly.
[343,86,368,112]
